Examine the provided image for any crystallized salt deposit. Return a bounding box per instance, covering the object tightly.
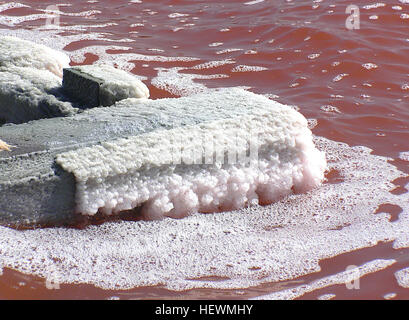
[71,64,150,101]
[0,36,69,78]
[0,136,407,292]
[0,65,77,123]
[0,36,77,123]
[56,89,326,218]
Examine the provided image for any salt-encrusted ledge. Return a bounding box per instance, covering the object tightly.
[0,88,326,227]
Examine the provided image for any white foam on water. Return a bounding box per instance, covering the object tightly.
[37,22,119,32]
[0,29,109,59]
[253,259,396,300]
[216,48,243,55]
[39,8,101,17]
[383,293,397,300]
[151,67,211,96]
[0,135,407,292]
[191,60,235,70]
[0,2,29,13]
[363,3,386,10]
[231,65,268,73]
[362,63,378,70]
[320,105,341,113]
[168,13,190,19]
[0,7,101,27]
[70,45,199,72]
[317,293,336,300]
[0,31,198,78]
[333,73,349,82]
[395,268,409,288]
[308,53,320,60]
[399,151,409,161]
[244,0,265,5]
[209,42,224,47]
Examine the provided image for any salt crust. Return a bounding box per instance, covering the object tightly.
[0,137,407,292]
[0,36,69,78]
[56,89,326,218]
[0,36,77,123]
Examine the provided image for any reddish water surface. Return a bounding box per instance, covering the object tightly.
[0,0,408,299]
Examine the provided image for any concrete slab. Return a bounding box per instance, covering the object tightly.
[62,68,102,109]
[62,65,149,109]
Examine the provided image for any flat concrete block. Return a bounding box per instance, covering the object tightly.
[62,68,102,109]
[0,36,77,124]
[62,65,149,109]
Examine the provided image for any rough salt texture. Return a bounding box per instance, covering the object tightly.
[0,36,70,78]
[56,91,326,218]
[0,88,323,226]
[0,37,149,124]
[0,66,78,124]
[0,137,407,292]
[0,36,77,124]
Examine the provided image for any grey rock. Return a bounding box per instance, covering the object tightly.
[62,65,150,109]
[0,66,78,125]
[62,68,102,109]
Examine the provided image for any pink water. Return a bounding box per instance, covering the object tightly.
[0,0,408,299]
